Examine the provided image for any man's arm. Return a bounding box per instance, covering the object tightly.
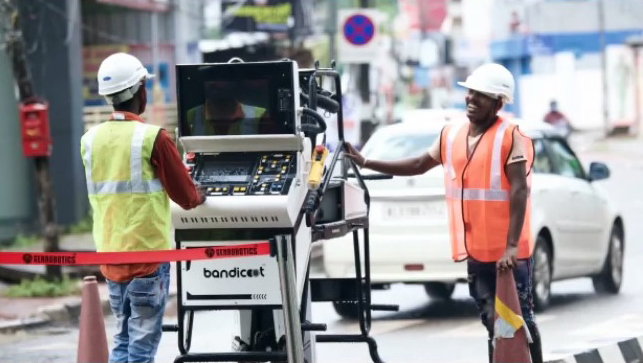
[506,161,528,247]
[344,142,440,176]
[498,160,528,270]
[151,130,205,210]
[364,152,439,176]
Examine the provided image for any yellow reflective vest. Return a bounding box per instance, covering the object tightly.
[80,119,170,253]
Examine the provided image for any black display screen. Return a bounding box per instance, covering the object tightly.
[176,61,296,137]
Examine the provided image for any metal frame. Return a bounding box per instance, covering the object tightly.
[303,63,398,363]
[163,61,396,363]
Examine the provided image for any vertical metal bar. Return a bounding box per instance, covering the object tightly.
[362,227,372,332]
[334,74,345,142]
[352,229,367,334]
[275,235,304,363]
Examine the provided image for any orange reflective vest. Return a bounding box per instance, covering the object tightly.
[440,118,535,262]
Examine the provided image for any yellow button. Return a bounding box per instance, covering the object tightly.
[254,175,259,180]
[234,187,240,192]
[223,188,228,192]
[207,187,213,192]
[215,187,221,192]
[282,166,287,171]
[240,187,247,192]
[259,166,263,170]
[286,155,291,159]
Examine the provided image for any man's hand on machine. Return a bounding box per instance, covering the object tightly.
[344,143,368,168]
[196,186,207,205]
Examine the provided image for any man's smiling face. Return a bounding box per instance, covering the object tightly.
[465,89,502,125]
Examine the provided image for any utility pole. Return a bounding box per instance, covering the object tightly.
[2,0,61,280]
[358,0,372,146]
[598,0,610,136]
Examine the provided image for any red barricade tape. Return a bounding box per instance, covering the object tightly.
[0,242,271,265]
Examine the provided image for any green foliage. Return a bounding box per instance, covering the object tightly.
[4,276,80,298]
[11,234,39,247]
[67,214,93,235]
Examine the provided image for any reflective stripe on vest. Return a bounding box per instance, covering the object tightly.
[445,187,509,201]
[444,119,510,201]
[82,123,163,195]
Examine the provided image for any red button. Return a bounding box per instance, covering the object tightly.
[186,153,196,162]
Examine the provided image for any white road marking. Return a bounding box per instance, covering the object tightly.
[569,313,643,339]
[597,343,627,363]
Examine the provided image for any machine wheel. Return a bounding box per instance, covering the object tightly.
[593,224,624,294]
[532,236,552,312]
[332,301,359,320]
[423,282,456,300]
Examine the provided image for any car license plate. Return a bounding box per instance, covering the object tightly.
[383,202,446,220]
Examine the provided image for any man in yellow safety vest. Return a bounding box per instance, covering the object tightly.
[81,52,206,363]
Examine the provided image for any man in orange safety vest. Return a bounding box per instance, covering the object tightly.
[344,63,543,363]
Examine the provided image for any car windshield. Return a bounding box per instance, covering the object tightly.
[361,131,439,161]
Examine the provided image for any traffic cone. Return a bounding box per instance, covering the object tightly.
[77,276,109,363]
[492,270,532,363]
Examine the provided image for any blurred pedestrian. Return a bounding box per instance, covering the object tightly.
[80,52,206,363]
[344,63,543,363]
[544,100,572,138]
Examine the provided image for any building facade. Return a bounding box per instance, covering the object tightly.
[490,0,643,130]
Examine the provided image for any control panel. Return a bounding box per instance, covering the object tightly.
[189,152,296,197]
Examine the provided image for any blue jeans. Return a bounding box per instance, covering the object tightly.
[467,258,538,340]
[107,263,170,363]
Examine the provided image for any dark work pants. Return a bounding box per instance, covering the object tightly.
[467,258,542,363]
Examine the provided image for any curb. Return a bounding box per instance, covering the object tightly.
[0,290,178,334]
[546,336,643,363]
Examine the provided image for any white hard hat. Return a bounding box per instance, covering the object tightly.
[97,53,154,104]
[457,63,515,104]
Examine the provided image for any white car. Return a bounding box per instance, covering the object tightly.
[322,119,624,318]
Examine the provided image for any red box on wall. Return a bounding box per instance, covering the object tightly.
[19,102,52,157]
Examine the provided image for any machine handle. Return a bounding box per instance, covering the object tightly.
[301,108,327,134]
[300,93,339,114]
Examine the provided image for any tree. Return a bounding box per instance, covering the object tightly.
[1,0,61,280]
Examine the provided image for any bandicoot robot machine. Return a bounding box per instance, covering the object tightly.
[163,59,398,363]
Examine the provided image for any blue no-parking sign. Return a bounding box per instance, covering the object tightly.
[343,14,375,46]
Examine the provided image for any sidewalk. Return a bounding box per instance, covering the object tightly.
[0,233,178,333]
